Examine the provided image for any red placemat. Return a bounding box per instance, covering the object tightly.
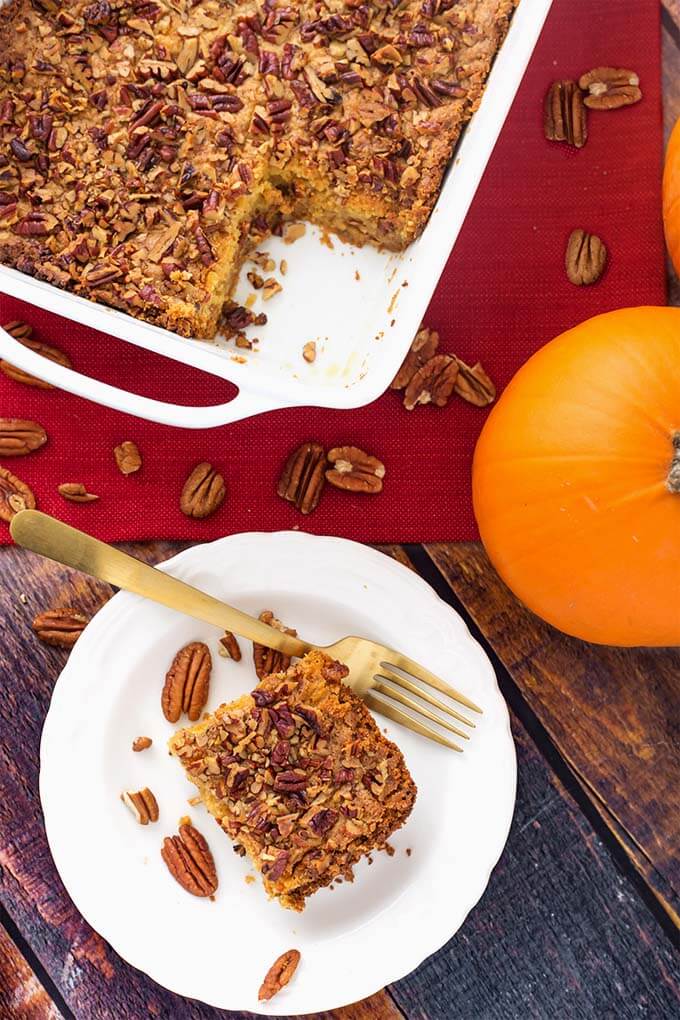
[0,0,665,545]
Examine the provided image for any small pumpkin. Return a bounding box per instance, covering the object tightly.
[472,307,680,647]
[663,117,680,276]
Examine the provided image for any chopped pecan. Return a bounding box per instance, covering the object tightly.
[259,949,301,1002]
[121,787,159,825]
[219,631,242,661]
[403,354,458,410]
[180,462,226,519]
[57,482,99,503]
[391,324,439,389]
[579,67,641,110]
[0,419,47,457]
[0,466,36,521]
[544,80,587,148]
[161,822,218,897]
[302,341,316,363]
[277,442,326,514]
[114,440,142,475]
[326,446,385,494]
[32,608,88,647]
[565,228,608,286]
[132,735,153,752]
[253,610,297,679]
[454,359,496,406]
[162,641,212,723]
[0,321,72,389]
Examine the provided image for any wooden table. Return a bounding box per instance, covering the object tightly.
[2,12,680,1020]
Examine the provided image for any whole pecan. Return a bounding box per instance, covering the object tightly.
[259,949,301,1002]
[253,610,297,679]
[326,446,385,494]
[180,462,226,519]
[391,324,439,389]
[544,80,587,148]
[162,641,212,722]
[113,440,142,475]
[565,228,607,286]
[161,822,218,897]
[0,320,72,389]
[403,354,459,410]
[579,67,641,110]
[454,359,496,407]
[277,441,326,514]
[0,466,36,521]
[121,787,159,825]
[58,482,99,503]
[32,608,88,647]
[0,418,47,457]
[219,631,242,661]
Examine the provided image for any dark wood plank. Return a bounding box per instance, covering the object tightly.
[424,543,680,929]
[0,925,64,1020]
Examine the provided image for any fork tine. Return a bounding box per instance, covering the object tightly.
[364,692,463,752]
[377,666,475,728]
[383,652,482,714]
[373,679,470,740]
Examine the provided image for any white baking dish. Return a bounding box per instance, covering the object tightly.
[0,0,552,429]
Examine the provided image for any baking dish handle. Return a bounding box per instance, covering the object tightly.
[0,326,287,428]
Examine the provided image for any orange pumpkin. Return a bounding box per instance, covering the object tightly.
[472,307,680,647]
[663,117,680,276]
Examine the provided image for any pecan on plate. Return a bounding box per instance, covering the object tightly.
[0,320,72,389]
[544,80,587,148]
[326,446,385,494]
[277,442,326,514]
[253,610,297,680]
[403,354,459,410]
[579,67,641,110]
[454,359,496,407]
[161,822,218,897]
[162,641,212,723]
[219,631,242,661]
[180,462,226,519]
[32,608,88,647]
[58,482,99,503]
[391,324,439,390]
[121,787,159,825]
[0,466,36,522]
[565,228,608,286]
[259,949,301,1002]
[114,440,142,475]
[132,736,153,752]
[0,418,47,457]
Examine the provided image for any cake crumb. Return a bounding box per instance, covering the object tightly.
[178,814,191,827]
[188,795,202,806]
[280,258,288,276]
[245,874,256,885]
[244,293,256,309]
[302,341,316,363]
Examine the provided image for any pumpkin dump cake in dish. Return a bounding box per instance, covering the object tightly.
[0,0,515,339]
[169,650,417,910]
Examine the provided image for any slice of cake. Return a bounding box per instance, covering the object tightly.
[169,650,416,910]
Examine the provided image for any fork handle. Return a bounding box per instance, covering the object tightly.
[10,510,311,657]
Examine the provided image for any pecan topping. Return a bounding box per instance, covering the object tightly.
[180,462,226,519]
[565,228,608,286]
[132,736,153,752]
[259,949,301,1002]
[0,419,47,457]
[32,608,88,647]
[403,354,458,410]
[454,359,496,407]
[0,321,72,390]
[121,787,159,825]
[277,442,326,514]
[544,81,587,148]
[253,610,298,679]
[161,823,218,897]
[219,631,242,661]
[57,482,99,503]
[326,446,385,493]
[391,324,439,389]
[114,441,142,475]
[579,68,641,110]
[162,641,212,723]
[0,466,36,521]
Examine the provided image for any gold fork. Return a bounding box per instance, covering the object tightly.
[11,510,481,751]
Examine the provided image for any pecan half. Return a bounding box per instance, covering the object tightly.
[326,446,385,493]
[259,949,301,1002]
[544,80,587,148]
[58,482,99,503]
[391,325,439,389]
[161,822,218,897]
[114,440,142,475]
[32,608,88,647]
[132,736,152,752]
[579,67,641,110]
[121,787,159,825]
[0,466,36,521]
[162,641,212,722]
[454,359,496,407]
[219,631,242,661]
[0,418,47,457]
[180,462,226,519]
[277,442,326,514]
[565,228,608,285]
[0,320,72,389]
[403,354,458,410]
[253,610,297,680]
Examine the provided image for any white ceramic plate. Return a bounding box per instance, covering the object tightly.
[40,533,516,1014]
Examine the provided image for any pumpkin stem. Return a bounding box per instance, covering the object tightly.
[668,432,680,494]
